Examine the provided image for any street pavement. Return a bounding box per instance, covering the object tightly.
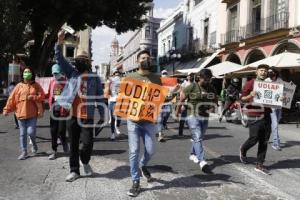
[0,111,300,200]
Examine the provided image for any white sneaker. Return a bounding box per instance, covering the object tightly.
[65,172,80,182]
[83,164,93,176]
[115,127,121,135]
[110,133,116,140]
[200,160,208,170]
[189,154,199,163]
[157,132,165,142]
[18,152,28,160]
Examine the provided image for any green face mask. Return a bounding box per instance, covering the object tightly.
[23,72,32,80]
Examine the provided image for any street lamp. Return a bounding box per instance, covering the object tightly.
[95,65,99,75]
[166,47,181,75]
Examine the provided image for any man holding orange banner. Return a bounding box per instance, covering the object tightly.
[114,50,167,197]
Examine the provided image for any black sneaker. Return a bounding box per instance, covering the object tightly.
[140,166,153,182]
[127,181,140,197]
[239,148,248,164]
[255,164,271,175]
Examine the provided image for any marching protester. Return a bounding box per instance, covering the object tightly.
[125,50,162,197]
[3,67,45,160]
[47,64,69,160]
[157,70,180,142]
[265,67,284,151]
[219,78,240,122]
[106,68,122,140]
[240,64,272,175]
[176,69,217,172]
[55,30,105,182]
[7,81,19,129]
[178,72,194,136]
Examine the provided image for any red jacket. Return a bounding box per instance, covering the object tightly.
[47,78,66,109]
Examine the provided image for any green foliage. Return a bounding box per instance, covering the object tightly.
[1,0,153,74]
[0,0,28,57]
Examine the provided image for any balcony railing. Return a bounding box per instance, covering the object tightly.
[221,30,241,45]
[241,12,289,39]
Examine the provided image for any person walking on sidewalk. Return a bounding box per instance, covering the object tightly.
[126,50,162,197]
[106,68,122,140]
[7,81,19,129]
[176,69,217,172]
[178,72,194,136]
[47,64,69,160]
[240,64,272,175]
[3,67,45,160]
[157,70,180,142]
[265,67,284,151]
[55,31,105,182]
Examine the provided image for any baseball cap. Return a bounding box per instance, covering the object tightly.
[51,64,61,74]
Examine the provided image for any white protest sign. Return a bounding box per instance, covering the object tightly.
[282,81,296,109]
[253,81,284,107]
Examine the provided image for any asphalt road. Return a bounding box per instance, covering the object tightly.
[0,111,299,200]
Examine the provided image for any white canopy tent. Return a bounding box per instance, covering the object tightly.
[207,61,244,78]
[177,50,222,74]
[247,52,300,69]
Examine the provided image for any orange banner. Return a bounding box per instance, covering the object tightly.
[114,77,168,123]
[161,77,178,87]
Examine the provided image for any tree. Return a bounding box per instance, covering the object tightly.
[2,0,153,75]
[0,0,29,57]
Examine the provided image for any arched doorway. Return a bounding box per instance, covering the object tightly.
[226,53,241,64]
[244,49,266,65]
[272,42,300,55]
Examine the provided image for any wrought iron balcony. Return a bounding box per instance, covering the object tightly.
[220,30,241,45]
[241,12,289,39]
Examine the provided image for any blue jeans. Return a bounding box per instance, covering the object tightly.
[127,120,157,181]
[270,109,282,147]
[108,101,121,133]
[18,118,38,152]
[157,104,172,132]
[187,115,208,161]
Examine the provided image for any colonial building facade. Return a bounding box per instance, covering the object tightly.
[61,27,92,63]
[157,0,221,74]
[111,3,162,73]
[219,0,300,87]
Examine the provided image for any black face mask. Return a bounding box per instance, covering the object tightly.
[268,72,275,79]
[140,60,151,70]
[75,60,90,73]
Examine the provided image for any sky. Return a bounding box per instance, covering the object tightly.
[91,0,182,66]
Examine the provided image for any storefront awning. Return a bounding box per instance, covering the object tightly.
[177,50,222,74]
[247,52,300,69]
[207,61,243,78]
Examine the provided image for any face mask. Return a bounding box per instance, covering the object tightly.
[23,72,32,80]
[53,74,62,80]
[268,72,275,79]
[140,60,151,70]
[75,60,89,73]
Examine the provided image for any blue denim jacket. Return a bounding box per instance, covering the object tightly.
[54,44,104,119]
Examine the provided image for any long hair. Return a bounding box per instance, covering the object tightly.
[21,67,36,83]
